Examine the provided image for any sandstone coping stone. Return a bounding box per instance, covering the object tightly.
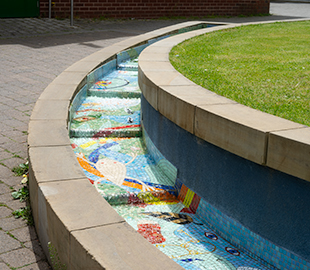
[50,70,88,84]
[28,120,69,147]
[30,100,70,121]
[267,127,310,181]
[38,83,79,101]
[28,21,211,269]
[71,223,182,270]
[29,146,86,183]
[158,85,236,135]
[195,103,303,164]
[138,20,310,181]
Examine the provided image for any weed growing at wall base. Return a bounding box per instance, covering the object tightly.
[11,161,33,225]
[12,206,33,225]
[12,161,29,176]
[48,242,67,270]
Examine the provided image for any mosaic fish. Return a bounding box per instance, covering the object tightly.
[142,212,193,224]
[137,221,166,244]
[95,80,112,88]
[78,143,155,192]
[125,108,133,114]
[82,102,101,106]
[180,258,203,262]
[76,109,107,113]
[204,232,218,240]
[76,153,104,178]
[93,78,129,89]
[72,114,101,123]
[95,157,155,192]
[225,247,240,256]
[237,268,261,270]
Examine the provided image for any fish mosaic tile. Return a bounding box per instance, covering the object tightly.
[71,137,177,193]
[69,41,275,270]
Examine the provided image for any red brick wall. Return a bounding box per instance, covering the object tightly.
[40,0,270,19]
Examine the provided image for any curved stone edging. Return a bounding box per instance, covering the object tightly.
[28,19,310,270]
[138,19,310,183]
[27,21,219,270]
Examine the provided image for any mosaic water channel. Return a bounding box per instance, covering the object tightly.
[69,39,272,270]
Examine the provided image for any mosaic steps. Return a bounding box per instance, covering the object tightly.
[69,39,272,269]
[87,69,141,99]
[117,58,138,71]
[70,59,142,138]
[69,96,141,138]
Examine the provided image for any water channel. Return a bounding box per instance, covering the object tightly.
[68,38,271,270]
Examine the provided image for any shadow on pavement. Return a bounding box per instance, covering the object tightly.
[0,15,308,49]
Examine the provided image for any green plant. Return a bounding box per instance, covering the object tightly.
[11,160,33,225]
[12,161,29,176]
[12,206,33,225]
[48,242,67,270]
[11,186,29,202]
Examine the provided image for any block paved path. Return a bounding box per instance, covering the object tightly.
[0,4,308,269]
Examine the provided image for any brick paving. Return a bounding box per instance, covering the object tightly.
[0,4,309,269]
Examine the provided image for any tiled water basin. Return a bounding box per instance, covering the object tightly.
[70,136,270,270]
[69,45,272,269]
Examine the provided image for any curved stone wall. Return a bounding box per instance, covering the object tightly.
[28,21,215,270]
[28,19,310,270]
[138,20,310,269]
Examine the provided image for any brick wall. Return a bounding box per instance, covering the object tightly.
[40,0,270,19]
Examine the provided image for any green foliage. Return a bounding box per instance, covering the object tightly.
[12,206,33,226]
[11,186,29,202]
[170,21,310,126]
[12,162,29,176]
[48,242,67,270]
[11,160,33,225]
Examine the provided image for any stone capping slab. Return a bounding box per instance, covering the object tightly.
[267,127,310,181]
[138,20,310,182]
[28,21,215,269]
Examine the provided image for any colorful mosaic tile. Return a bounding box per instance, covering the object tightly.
[71,137,177,194]
[117,44,149,67]
[68,41,280,270]
[88,69,141,98]
[118,58,139,71]
[70,96,141,138]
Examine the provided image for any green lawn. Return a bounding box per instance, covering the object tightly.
[170,21,310,126]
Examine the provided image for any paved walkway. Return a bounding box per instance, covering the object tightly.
[0,3,309,269]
